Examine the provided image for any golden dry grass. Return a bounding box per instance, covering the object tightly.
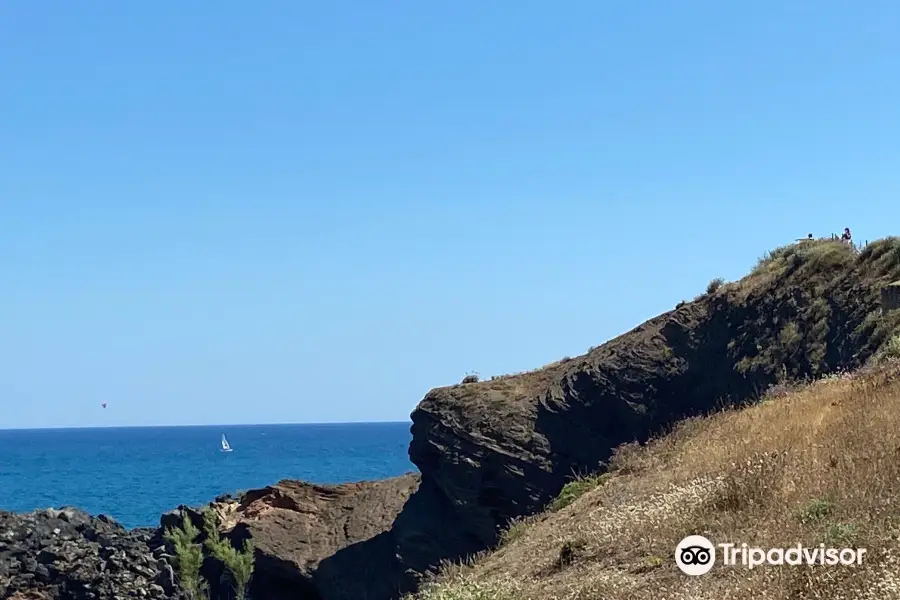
[413,364,900,600]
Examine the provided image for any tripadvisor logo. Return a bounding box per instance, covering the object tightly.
[676,535,716,575]
[675,535,867,575]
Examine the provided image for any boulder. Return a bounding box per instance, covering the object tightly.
[159,473,419,600]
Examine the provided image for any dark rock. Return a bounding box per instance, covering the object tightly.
[32,562,51,582]
[36,548,60,564]
[21,556,38,573]
[0,508,183,600]
[155,562,177,595]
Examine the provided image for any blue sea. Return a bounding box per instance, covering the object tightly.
[0,422,415,529]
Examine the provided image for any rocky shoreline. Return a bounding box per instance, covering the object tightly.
[0,507,179,600]
[1,474,423,600]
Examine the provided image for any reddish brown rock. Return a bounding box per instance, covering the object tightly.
[161,474,419,600]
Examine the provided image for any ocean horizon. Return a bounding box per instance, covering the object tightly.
[0,422,416,529]
[0,420,412,432]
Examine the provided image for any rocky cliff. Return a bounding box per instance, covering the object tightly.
[397,238,900,582]
[8,237,900,600]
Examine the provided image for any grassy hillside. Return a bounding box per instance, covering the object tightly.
[407,238,900,600]
[413,362,900,599]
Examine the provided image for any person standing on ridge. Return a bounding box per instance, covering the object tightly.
[841,227,852,244]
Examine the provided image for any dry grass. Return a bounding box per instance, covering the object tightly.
[413,364,900,600]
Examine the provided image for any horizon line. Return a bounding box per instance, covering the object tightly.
[0,419,413,432]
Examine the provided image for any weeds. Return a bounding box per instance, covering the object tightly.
[549,473,608,512]
[497,517,530,547]
[879,334,900,361]
[796,497,834,524]
[824,522,859,546]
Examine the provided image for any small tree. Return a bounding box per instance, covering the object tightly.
[202,509,255,600]
[164,514,208,600]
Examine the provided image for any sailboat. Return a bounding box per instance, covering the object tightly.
[220,433,233,452]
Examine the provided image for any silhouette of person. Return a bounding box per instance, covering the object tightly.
[841,228,852,243]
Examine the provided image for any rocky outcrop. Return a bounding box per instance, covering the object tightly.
[160,474,420,600]
[0,508,178,600]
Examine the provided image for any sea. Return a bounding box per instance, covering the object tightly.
[0,422,415,529]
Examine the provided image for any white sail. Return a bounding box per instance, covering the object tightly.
[221,433,232,452]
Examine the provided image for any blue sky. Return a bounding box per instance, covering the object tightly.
[2,1,899,428]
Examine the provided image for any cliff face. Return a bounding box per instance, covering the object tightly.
[400,238,900,568]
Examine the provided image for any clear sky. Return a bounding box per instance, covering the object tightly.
[2,2,900,429]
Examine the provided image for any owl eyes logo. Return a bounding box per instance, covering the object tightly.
[675,535,716,575]
[680,545,712,565]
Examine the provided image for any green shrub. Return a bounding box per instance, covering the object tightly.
[549,474,608,512]
[824,522,859,546]
[163,514,207,600]
[202,509,255,600]
[881,334,900,361]
[796,498,833,524]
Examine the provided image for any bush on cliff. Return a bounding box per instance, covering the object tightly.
[203,509,255,600]
[705,277,725,294]
[163,515,207,600]
[164,509,255,600]
[548,473,609,512]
